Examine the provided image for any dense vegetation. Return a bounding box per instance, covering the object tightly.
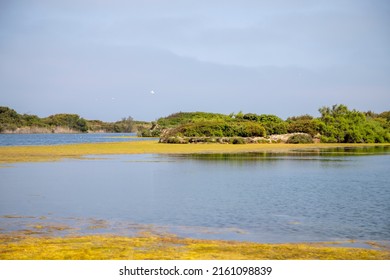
[317,105,389,143]
[2,105,389,143]
[162,120,266,138]
[138,105,390,143]
[0,106,143,133]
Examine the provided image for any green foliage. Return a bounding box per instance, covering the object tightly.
[0,107,51,132]
[157,112,231,127]
[166,137,184,144]
[22,114,43,127]
[156,112,267,140]
[152,106,390,143]
[243,113,287,134]
[43,114,88,132]
[234,111,244,119]
[86,120,109,132]
[286,134,314,144]
[137,128,161,137]
[318,104,390,143]
[0,106,145,133]
[242,113,258,121]
[258,115,288,135]
[287,115,320,136]
[137,121,161,137]
[378,111,390,122]
[2,105,389,143]
[230,137,245,144]
[0,107,22,131]
[165,120,266,138]
[110,116,135,133]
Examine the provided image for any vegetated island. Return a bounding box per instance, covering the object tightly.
[2,104,389,145]
[138,104,390,144]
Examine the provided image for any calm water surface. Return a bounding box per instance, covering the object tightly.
[0,137,389,243]
[0,133,157,146]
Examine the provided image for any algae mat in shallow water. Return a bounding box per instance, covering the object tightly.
[1,142,389,259]
[1,141,389,164]
[1,233,389,260]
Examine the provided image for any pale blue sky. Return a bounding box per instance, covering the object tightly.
[1,0,389,121]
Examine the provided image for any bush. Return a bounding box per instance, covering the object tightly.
[164,120,266,138]
[43,114,88,132]
[157,112,230,127]
[237,122,267,137]
[287,116,320,136]
[137,129,161,137]
[318,104,390,143]
[230,137,245,144]
[257,114,288,135]
[160,136,189,144]
[287,134,314,144]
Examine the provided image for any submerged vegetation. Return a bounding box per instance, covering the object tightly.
[1,232,389,260]
[1,140,389,165]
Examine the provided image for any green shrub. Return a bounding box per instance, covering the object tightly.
[287,134,314,144]
[287,115,320,136]
[166,137,182,144]
[230,137,245,144]
[137,129,161,137]
[318,104,390,143]
[164,120,265,138]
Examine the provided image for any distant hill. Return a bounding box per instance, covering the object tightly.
[0,106,148,134]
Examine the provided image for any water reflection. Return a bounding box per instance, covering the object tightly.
[170,145,390,162]
[0,147,389,244]
[0,133,158,146]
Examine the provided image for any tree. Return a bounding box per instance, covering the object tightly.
[287,115,319,136]
[257,114,287,135]
[318,104,389,143]
[0,106,23,131]
[120,116,134,133]
[43,114,88,132]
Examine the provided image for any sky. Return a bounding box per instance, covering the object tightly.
[0,0,389,121]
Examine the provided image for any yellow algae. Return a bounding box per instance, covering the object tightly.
[1,141,389,164]
[1,141,389,260]
[0,234,388,260]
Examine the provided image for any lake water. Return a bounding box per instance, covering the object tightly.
[0,135,389,244]
[0,133,157,146]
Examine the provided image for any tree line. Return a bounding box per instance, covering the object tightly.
[2,105,389,143]
[0,106,139,133]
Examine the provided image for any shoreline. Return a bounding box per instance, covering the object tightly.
[0,141,389,164]
[1,231,389,260]
[1,141,389,259]
[1,215,389,260]
[0,129,135,134]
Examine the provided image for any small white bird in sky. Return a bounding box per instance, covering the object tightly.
[150,90,155,94]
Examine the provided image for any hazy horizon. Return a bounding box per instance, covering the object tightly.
[1,0,389,122]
